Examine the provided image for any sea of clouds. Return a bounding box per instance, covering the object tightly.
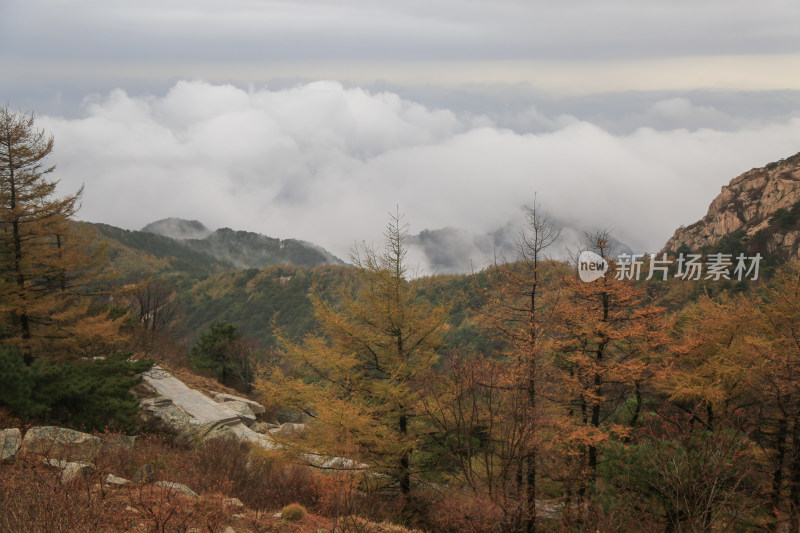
[38,80,800,273]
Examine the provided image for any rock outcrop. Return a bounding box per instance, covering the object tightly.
[663,152,800,256]
[138,365,367,471]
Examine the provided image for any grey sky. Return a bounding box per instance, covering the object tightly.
[2,0,800,271]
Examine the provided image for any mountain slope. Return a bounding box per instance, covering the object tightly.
[141,218,345,270]
[663,151,800,259]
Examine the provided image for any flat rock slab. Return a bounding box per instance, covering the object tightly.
[142,366,240,426]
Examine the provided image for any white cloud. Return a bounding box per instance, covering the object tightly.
[37,80,800,266]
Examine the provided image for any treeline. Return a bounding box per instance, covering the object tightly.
[252,207,800,532]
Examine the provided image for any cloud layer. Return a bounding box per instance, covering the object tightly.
[37,80,800,270]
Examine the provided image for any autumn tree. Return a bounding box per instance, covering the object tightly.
[756,260,800,526]
[551,231,667,502]
[123,277,180,355]
[257,212,450,512]
[468,201,560,530]
[0,106,119,360]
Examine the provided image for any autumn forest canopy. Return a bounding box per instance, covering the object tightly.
[5,105,800,531]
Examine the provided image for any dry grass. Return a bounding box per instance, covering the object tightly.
[0,430,422,532]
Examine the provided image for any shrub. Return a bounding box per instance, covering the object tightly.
[281,502,307,521]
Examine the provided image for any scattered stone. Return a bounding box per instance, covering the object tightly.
[223,497,244,508]
[223,527,236,533]
[105,473,131,486]
[250,421,278,434]
[22,427,101,463]
[61,461,93,484]
[132,463,154,484]
[154,480,197,497]
[270,422,306,438]
[101,434,136,455]
[0,428,21,462]
[43,458,94,483]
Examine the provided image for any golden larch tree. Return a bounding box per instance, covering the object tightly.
[257,211,450,507]
[0,106,119,360]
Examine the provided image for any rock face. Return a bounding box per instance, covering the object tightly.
[21,426,101,463]
[0,428,22,461]
[663,152,800,256]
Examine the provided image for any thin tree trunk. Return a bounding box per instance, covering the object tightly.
[789,411,800,532]
[772,415,788,524]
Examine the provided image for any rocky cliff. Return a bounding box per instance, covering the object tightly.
[663,152,800,258]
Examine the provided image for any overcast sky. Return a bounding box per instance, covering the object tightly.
[3,0,800,271]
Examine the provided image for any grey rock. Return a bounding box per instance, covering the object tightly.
[0,428,21,462]
[132,463,154,484]
[61,461,94,484]
[224,497,244,508]
[276,407,306,424]
[250,421,278,434]
[105,473,131,486]
[22,426,101,463]
[43,458,94,484]
[271,422,306,437]
[101,434,136,455]
[154,480,197,497]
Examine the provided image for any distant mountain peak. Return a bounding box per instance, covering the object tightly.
[141,218,212,240]
[138,217,344,269]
